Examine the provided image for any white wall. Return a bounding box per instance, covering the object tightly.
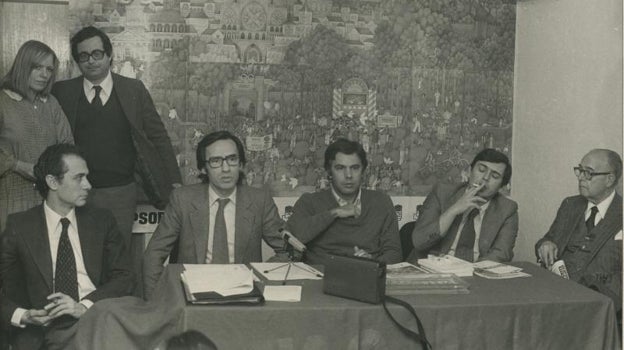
[512,0,623,262]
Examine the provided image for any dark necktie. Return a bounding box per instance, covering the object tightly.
[455,208,480,262]
[586,206,599,232]
[92,85,102,107]
[55,218,79,301]
[212,198,230,264]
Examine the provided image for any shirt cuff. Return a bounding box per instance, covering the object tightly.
[11,308,28,328]
[80,299,94,309]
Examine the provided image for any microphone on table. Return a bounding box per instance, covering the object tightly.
[280,229,307,253]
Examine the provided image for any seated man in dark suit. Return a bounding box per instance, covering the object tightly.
[286,139,402,265]
[536,149,622,310]
[142,131,285,299]
[0,144,133,350]
[410,149,518,262]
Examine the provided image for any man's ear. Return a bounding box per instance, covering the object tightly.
[606,173,617,188]
[45,175,59,191]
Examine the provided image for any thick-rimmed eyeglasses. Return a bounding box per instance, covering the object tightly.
[573,166,612,180]
[206,154,240,168]
[78,50,106,63]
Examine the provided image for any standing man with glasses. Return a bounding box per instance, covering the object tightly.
[142,131,285,300]
[51,26,181,291]
[536,149,622,310]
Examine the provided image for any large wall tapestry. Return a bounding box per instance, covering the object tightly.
[66,0,516,197]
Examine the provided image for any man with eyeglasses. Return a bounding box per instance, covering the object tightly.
[51,26,181,292]
[142,131,285,300]
[536,149,622,310]
[409,149,518,262]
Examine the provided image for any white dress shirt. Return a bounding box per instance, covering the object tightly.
[331,186,362,215]
[11,202,97,326]
[205,186,237,263]
[585,190,615,227]
[82,70,113,105]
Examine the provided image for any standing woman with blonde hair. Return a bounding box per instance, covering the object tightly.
[0,40,73,230]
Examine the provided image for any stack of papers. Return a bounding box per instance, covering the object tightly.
[181,264,264,304]
[473,261,531,279]
[182,264,253,296]
[386,262,470,295]
[417,255,474,276]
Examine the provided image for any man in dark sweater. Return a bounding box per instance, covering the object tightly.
[51,27,181,287]
[287,139,402,265]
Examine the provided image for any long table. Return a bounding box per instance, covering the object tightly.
[74,262,620,350]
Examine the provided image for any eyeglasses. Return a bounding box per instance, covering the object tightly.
[573,166,612,180]
[77,50,106,63]
[205,154,240,168]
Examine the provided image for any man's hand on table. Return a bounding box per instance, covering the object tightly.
[537,240,558,268]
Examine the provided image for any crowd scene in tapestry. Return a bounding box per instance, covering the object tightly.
[62,0,516,197]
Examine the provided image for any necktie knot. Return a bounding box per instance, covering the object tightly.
[92,86,103,106]
[60,217,70,231]
[467,208,480,221]
[217,198,230,208]
[586,206,599,231]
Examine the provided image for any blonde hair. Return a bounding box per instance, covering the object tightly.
[0,40,59,99]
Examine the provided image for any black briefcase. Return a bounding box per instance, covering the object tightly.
[323,254,386,304]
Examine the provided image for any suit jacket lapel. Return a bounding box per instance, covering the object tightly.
[67,78,84,131]
[189,186,210,263]
[584,194,623,263]
[561,198,589,250]
[439,185,468,253]
[234,187,253,263]
[75,208,101,283]
[23,206,54,292]
[111,74,138,129]
[478,195,501,252]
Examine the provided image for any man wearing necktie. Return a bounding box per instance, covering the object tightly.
[410,149,518,262]
[51,26,182,292]
[142,131,285,300]
[0,144,133,350]
[536,149,622,310]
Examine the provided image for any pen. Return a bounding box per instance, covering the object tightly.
[297,263,324,277]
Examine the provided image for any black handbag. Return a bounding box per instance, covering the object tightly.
[323,254,386,304]
[323,254,432,349]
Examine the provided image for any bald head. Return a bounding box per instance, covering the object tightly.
[577,149,621,204]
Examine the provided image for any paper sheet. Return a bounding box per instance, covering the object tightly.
[182,264,253,296]
[263,286,302,302]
